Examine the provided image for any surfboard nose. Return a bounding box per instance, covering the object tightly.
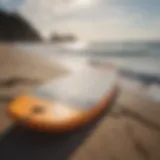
[7,96,82,132]
[8,96,49,118]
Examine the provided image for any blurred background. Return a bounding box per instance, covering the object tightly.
[0,0,159,56]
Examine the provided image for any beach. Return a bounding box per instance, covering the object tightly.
[0,44,160,160]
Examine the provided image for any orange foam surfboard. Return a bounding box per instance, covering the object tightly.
[7,67,117,132]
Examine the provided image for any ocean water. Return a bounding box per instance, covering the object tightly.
[14,41,160,75]
[15,41,160,57]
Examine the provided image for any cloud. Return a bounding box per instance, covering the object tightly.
[52,0,96,14]
[19,0,96,15]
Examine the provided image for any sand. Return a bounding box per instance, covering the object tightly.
[0,44,69,133]
[0,45,160,160]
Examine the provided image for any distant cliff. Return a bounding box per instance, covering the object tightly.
[0,10,41,42]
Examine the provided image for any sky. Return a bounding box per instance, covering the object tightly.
[0,0,160,41]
